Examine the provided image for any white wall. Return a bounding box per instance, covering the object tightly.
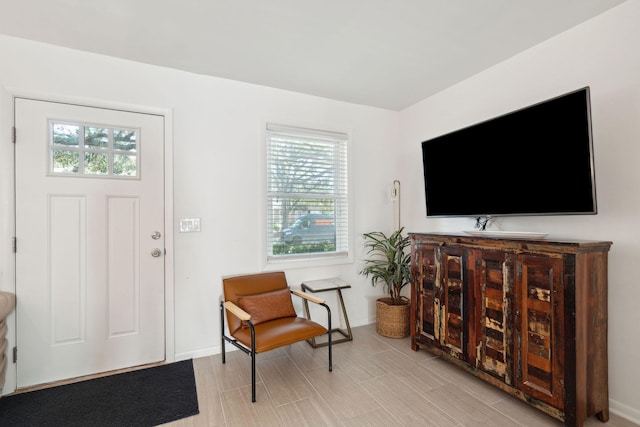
[0,35,400,394]
[1,1,638,423]
[399,1,640,422]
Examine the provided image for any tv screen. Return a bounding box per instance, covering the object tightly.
[421,87,597,217]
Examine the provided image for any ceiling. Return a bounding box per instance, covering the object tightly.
[0,0,627,110]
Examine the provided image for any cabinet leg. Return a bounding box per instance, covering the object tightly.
[595,409,609,423]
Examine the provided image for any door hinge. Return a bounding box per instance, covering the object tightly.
[13,346,17,363]
[12,237,17,253]
[12,126,16,144]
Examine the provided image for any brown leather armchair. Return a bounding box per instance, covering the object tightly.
[220,271,332,402]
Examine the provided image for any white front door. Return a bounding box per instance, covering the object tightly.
[14,98,165,388]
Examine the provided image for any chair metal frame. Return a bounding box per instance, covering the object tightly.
[220,288,332,402]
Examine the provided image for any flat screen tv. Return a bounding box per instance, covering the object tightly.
[421,87,597,217]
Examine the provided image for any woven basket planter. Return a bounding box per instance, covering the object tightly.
[376,297,410,338]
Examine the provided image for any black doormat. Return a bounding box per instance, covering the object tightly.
[0,359,199,426]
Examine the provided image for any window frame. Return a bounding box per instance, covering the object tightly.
[48,120,140,179]
[262,122,353,268]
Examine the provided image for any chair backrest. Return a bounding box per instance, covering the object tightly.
[222,271,289,333]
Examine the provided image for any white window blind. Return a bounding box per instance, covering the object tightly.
[266,123,349,261]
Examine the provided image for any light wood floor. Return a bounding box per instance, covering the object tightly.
[164,324,638,427]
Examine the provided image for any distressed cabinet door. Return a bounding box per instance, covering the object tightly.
[438,246,466,359]
[412,243,467,360]
[411,243,439,350]
[468,249,515,385]
[515,253,565,409]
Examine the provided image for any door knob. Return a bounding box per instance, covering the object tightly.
[151,248,162,257]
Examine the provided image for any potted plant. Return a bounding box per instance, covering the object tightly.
[359,227,412,338]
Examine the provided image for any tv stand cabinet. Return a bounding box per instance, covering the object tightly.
[409,233,611,427]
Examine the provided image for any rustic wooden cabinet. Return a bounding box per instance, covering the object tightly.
[410,233,611,427]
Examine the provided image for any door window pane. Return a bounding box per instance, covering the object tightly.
[52,151,79,173]
[114,154,137,176]
[85,127,109,149]
[53,124,79,147]
[49,121,138,178]
[114,129,137,151]
[84,152,109,174]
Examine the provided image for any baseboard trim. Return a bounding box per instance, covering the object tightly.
[610,398,640,425]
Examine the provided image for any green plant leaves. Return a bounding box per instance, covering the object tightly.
[359,227,412,305]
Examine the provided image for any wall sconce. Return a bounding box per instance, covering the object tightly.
[392,180,401,230]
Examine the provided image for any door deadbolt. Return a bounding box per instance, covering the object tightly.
[151,231,161,240]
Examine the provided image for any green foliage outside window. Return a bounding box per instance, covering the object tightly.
[272,241,336,255]
[51,122,137,176]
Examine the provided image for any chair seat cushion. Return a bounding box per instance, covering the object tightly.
[231,317,327,353]
[237,288,297,327]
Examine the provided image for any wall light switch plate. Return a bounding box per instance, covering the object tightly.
[179,218,201,232]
